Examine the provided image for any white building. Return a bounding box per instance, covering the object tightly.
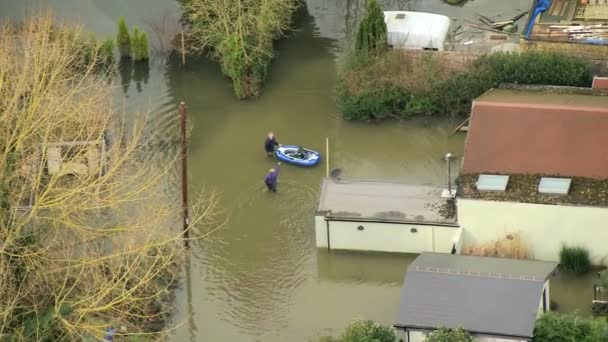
[457,85,608,263]
[383,11,451,51]
[314,179,461,254]
[395,253,557,342]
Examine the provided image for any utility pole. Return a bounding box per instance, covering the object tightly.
[179,102,190,248]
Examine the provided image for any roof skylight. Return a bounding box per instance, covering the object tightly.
[476,174,509,192]
[538,177,571,195]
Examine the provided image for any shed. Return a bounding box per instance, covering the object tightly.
[383,11,451,51]
[314,179,461,254]
[395,253,557,342]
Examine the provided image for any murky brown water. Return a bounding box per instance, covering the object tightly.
[0,0,597,340]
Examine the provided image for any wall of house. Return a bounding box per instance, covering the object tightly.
[314,216,461,254]
[458,198,608,263]
[396,328,528,342]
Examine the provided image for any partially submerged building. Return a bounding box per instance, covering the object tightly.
[458,83,608,262]
[384,11,451,51]
[395,253,557,342]
[315,179,460,254]
[523,0,608,59]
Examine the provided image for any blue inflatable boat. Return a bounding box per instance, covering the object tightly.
[275,145,321,167]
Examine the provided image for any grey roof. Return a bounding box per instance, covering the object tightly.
[396,253,557,338]
[316,179,457,225]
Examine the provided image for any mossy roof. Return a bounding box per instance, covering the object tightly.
[458,173,608,207]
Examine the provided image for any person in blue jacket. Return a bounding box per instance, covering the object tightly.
[264,162,281,192]
[264,131,279,156]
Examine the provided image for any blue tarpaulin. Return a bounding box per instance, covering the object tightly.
[525,0,551,39]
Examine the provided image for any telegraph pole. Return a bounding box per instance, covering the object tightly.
[179,102,190,248]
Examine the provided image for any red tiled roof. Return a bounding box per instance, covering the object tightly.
[593,76,608,90]
[461,89,608,179]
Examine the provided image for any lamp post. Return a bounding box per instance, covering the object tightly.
[445,152,453,195]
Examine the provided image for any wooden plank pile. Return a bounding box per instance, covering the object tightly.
[547,24,608,44]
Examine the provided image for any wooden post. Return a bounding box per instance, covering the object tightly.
[181,31,186,66]
[325,137,329,178]
[179,102,189,248]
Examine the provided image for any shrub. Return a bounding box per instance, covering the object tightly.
[425,327,473,342]
[533,312,608,341]
[355,0,387,56]
[559,244,591,274]
[322,319,396,342]
[337,51,593,120]
[131,26,149,62]
[99,38,115,62]
[116,16,131,58]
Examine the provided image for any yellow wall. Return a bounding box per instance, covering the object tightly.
[458,198,608,263]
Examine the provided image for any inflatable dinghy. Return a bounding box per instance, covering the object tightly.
[275,145,321,167]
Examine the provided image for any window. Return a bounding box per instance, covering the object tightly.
[395,13,406,19]
[538,177,571,195]
[476,174,509,192]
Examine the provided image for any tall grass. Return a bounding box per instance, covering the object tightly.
[559,244,591,274]
[462,233,529,259]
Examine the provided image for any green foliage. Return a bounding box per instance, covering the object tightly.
[559,244,591,274]
[322,319,396,342]
[533,312,608,342]
[338,51,593,120]
[355,0,387,56]
[131,26,149,62]
[182,0,298,99]
[100,38,115,62]
[117,16,131,58]
[424,327,473,342]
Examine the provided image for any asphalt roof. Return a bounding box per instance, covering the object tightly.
[396,253,557,338]
[462,88,608,179]
[316,179,457,225]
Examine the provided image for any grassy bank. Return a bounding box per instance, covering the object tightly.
[337,50,593,121]
[181,0,299,99]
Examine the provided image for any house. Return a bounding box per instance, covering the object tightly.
[394,253,557,342]
[457,84,608,262]
[522,0,608,60]
[314,179,461,254]
[383,11,451,51]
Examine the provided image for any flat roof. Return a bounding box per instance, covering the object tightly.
[396,253,557,338]
[316,179,456,225]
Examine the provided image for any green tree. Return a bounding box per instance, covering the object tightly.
[117,16,131,58]
[355,0,387,56]
[425,328,473,342]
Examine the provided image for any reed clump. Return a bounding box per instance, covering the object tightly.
[559,244,591,274]
[462,233,529,259]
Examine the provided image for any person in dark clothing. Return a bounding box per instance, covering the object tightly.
[295,146,307,159]
[264,163,281,192]
[264,131,279,156]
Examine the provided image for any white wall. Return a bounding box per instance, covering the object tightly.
[396,328,527,342]
[315,216,460,254]
[458,198,608,263]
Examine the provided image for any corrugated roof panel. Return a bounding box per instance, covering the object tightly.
[538,177,571,195]
[476,174,509,191]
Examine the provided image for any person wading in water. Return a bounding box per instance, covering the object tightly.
[264,162,281,192]
[264,131,279,156]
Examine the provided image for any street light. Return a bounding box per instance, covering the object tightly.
[445,152,453,197]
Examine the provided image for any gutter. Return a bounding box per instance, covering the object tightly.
[393,324,532,341]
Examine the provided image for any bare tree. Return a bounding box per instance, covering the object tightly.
[0,15,223,341]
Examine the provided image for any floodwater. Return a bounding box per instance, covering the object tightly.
[0,0,597,341]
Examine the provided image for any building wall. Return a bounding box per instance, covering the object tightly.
[396,328,528,342]
[458,198,608,263]
[314,216,460,254]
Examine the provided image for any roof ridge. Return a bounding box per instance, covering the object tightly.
[413,265,545,282]
[475,100,608,113]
